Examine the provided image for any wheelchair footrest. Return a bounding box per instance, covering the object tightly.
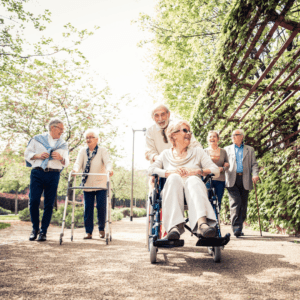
[154,239,184,248]
[195,233,231,247]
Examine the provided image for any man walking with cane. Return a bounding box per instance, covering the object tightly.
[225,129,259,237]
[25,118,69,241]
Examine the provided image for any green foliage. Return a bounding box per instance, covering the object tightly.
[111,209,124,222]
[0,222,11,230]
[247,142,300,235]
[137,0,233,118]
[110,165,148,202]
[0,215,18,220]
[119,207,146,218]
[0,0,130,198]
[0,206,12,215]
[140,0,300,235]
[18,205,144,228]
[0,147,30,194]
[19,207,43,221]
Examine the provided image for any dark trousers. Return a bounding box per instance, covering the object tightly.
[83,190,107,234]
[206,180,225,209]
[29,169,60,234]
[226,175,249,231]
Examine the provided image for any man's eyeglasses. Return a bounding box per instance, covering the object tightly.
[232,134,242,137]
[86,137,96,140]
[175,129,193,135]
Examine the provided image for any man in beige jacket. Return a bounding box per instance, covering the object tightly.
[145,104,202,164]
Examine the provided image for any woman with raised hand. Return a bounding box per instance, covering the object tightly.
[72,129,113,240]
[204,131,229,209]
[148,120,220,240]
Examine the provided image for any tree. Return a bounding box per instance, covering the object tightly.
[0,146,30,213]
[137,0,232,118]
[110,165,148,207]
[0,0,94,71]
[0,1,129,198]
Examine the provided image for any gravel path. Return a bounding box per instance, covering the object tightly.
[0,218,300,300]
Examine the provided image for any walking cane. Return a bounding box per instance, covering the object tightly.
[254,183,262,237]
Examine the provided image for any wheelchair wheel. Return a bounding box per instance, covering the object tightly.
[212,246,221,263]
[148,205,155,251]
[150,240,157,264]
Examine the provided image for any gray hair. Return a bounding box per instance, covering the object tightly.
[151,103,170,118]
[48,118,64,131]
[166,120,190,147]
[233,128,245,137]
[84,128,99,139]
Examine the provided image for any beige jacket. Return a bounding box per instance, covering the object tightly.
[73,146,112,191]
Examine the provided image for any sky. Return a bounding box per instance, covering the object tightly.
[24,0,159,170]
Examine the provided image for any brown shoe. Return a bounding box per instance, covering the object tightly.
[99,231,105,238]
[198,223,216,238]
[83,233,92,239]
[167,226,180,240]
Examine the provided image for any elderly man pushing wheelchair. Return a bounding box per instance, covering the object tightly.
[145,104,202,164]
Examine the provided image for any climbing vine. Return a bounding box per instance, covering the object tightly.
[140,0,300,234]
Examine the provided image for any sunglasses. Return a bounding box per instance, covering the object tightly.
[175,129,193,135]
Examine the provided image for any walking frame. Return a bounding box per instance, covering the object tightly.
[59,171,112,245]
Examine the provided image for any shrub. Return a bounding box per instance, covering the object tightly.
[119,207,146,218]
[0,207,12,215]
[0,222,11,230]
[120,207,130,217]
[111,209,123,221]
[18,208,30,221]
[18,205,146,228]
[18,207,43,221]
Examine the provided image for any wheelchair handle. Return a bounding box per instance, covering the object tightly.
[203,173,215,184]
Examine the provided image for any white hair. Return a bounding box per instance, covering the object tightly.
[151,103,170,118]
[48,118,64,131]
[166,120,190,147]
[233,128,245,137]
[84,128,99,139]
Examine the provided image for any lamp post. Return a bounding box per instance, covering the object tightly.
[131,128,146,221]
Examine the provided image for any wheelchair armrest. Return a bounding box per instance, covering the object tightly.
[203,173,215,184]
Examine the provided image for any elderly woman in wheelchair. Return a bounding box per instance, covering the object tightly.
[148,120,220,241]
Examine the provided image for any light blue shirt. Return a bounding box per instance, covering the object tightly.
[235,143,244,173]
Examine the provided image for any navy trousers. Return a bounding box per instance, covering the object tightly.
[83,190,107,234]
[206,180,226,209]
[29,169,60,234]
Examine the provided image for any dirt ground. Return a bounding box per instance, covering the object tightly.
[0,218,300,300]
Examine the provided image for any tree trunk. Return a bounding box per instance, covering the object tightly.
[15,190,18,215]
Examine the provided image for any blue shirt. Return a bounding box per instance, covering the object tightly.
[235,143,244,173]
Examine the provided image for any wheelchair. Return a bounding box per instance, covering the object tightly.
[146,174,230,263]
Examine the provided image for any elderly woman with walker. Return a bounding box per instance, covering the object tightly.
[72,129,113,240]
[148,120,220,240]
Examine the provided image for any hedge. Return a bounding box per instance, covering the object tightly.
[18,206,146,228]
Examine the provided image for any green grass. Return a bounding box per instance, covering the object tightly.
[0,215,19,220]
[0,222,11,230]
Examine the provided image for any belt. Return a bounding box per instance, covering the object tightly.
[33,167,60,172]
[237,172,243,176]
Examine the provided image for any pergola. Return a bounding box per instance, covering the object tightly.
[191,0,300,158]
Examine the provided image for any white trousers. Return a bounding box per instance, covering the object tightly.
[162,174,217,233]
